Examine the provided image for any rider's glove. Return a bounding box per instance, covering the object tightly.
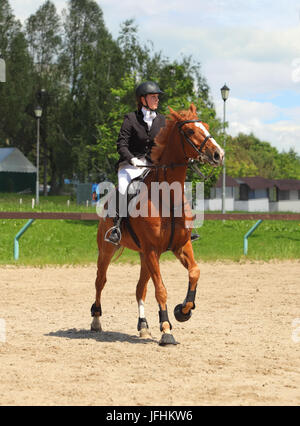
[131,157,145,167]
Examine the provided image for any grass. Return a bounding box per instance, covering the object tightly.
[0,193,300,265]
[0,193,96,212]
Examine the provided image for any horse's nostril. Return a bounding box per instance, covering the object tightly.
[214,152,220,161]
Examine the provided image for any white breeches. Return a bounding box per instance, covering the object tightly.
[118,156,149,195]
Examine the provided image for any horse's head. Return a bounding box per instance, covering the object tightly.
[168,104,224,167]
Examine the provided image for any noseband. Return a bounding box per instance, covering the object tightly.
[177,119,214,164]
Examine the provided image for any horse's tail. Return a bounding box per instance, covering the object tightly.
[112,246,125,262]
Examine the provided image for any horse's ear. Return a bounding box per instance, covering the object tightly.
[189,103,197,114]
[168,106,181,120]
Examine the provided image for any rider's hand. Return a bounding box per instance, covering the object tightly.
[131,157,145,167]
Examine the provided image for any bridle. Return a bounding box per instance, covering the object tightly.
[177,119,216,180]
[137,118,217,181]
[177,119,215,165]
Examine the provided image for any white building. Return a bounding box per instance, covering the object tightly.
[269,179,300,213]
[207,175,300,213]
[234,176,272,212]
[205,175,238,211]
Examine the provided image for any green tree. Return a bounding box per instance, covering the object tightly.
[58,0,123,186]
[25,0,63,194]
[225,133,300,179]
[0,0,35,158]
[276,149,300,179]
[95,74,136,183]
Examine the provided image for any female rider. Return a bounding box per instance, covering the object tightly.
[107,81,165,244]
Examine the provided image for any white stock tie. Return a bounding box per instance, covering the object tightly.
[142,107,156,130]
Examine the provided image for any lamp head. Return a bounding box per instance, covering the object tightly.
[221,84,230,101]
[34,105,43,118]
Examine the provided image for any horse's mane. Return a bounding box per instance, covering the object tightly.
[151,107,198,164]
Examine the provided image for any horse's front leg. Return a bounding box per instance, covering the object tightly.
[173,239,200,322]
[91,232,117,332]
[136,253,151,338]
[143,249,177,346]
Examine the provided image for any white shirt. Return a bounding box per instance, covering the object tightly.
[142,106,156,130]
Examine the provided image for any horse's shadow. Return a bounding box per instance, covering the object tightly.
[46,328,158,344]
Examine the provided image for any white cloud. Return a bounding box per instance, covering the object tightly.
[215,97,300,153]
[99,0,184,17]
[217,98,281,122]
[99,0,300,28]
[10,0,67,22]
[206,58,300,101]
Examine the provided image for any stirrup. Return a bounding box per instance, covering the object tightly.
[191,233,200,242]
[104,225,122,245]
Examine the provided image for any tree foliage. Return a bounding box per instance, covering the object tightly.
[0,0,299,196]
[0,0,35,156]
[226,133,300,180]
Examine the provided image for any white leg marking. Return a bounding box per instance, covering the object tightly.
[138,299,145,318]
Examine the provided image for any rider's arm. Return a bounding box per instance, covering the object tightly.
[116,115,135,164]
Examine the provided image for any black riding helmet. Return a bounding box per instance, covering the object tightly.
[136,81,163,111]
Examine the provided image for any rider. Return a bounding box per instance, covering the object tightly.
[107,81,165,244]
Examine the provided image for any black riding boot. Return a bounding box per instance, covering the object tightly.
[106,190,127,245]
[107,216,122,244]
[191,233,200,242]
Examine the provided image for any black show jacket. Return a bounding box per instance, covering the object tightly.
[116,109,165,167]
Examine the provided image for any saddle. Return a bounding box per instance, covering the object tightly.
[121,168,152,249]
[120,168,177,251]
[126,168,151,205]
[105,168,199,249]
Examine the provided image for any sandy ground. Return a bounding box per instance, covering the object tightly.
[0,260,300,406]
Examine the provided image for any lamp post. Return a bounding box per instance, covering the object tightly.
[220,84,230,215]
[34,105,43,205]
[0,54,5,83]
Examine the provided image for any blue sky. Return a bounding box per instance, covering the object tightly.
[9,0,300,154]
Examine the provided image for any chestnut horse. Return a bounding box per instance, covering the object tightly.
[91,103,224,345]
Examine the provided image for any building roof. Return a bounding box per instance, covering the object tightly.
[0,147,36,173]
[213,175,300,191]
[272,179,300,191]
[215,175,239,187]
[235,176,274,190]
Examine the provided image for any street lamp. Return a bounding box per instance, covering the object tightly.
[0,54,5,83]
[34,105,43,205]
[220,84,230,215]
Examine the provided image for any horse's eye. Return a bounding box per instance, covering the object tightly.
[187,128,194,136]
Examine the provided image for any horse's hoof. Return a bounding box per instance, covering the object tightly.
[139,328,152,338]
[91,326,102,332]
[174,304,192,322]
[90,317,102,332]
[159,333,178,346]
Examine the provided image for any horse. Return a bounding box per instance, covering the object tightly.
[91,103,224,346]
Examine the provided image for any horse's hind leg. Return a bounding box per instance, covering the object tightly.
[91,241,117,332]
[173,239,200,322]
[136,253,151,338]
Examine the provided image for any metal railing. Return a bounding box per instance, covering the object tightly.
[1,212,300,260]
